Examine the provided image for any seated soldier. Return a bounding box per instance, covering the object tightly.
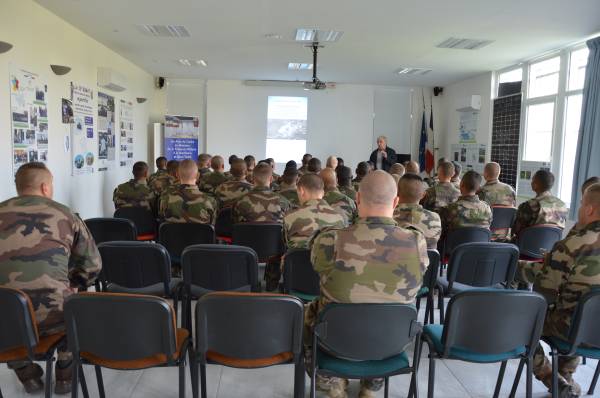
[478,162,517,241]
[512,170,568,239]
[198,155,230,195]
[149,157,178,195]
[337,166,357,201]
[307,157,322,174]
[298,153,312,175]
[352,161,369,191]
[305,171,428,398]
[266,158,281,182]
[224,154,238,178]
[148,156,167,188]
[166,159,180,182]
[516,183,600,397]
[215,158,252,208]
[320,168,357,225]
[440,170,492,232]
[326,156,338,170]
[278,168,301,208]
[451,161,462,189]
[404,160,420,175]
[113,161,156,212]
[567,176,600,236]
[232,163,291,223]
[421,161,461,212]
[197,153,212,178]
[394,174,442,249]
[244,154,256,184]
[159,159,218,224]
[388,163,406,178]
[0,162,101,394]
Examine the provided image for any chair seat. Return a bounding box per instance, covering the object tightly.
[81,328,189,370]
[424,324,525,363]
[316,348,409,378]
[106,279,182,296]
[0,332,65,362]
[437,277,504,295]
[206,350,293,368]
[189,284,251,298]
[290,290,318,302]
[545,337,600,359]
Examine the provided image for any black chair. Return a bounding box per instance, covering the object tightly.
[114,207,157,241]
[436,242,519,323]
[158,223,216,264]
[422,290,547,398]
[64,293,193,398]
[181,244,260,331]
[282,249,320,302]
[416,250,441,325]
[311,303,421,398]
[84,218,137,244]
[194,292,305,398]
[0,287,67,398]
[438,226,491,276]
[516,224,563,261]
[491,206,517,240]
[232,223,285,262]
[215,207,233,242]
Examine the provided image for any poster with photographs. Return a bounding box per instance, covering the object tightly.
[119,99,134,167]
[97,92,115,171]
[70,82,95,175]
[9,67,49,174]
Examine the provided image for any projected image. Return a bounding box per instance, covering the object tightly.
[266,96,307,162]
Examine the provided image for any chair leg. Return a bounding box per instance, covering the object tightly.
[588,361,600,395]
[428,295,435,324]
[509,358,525,398]
[293,358,305,398]
[71,362,79,398]
[437,289,445,324]
[45,357,54,398]
[0,385,3,398]
[582,357,586,365]
[384,377,389,398]
[310,364,317,398]
[79,366,90,398]
[95,366,105,398]
[551,350,558,398]
[493,361,507,398]
[189,347,198,398]
[526,357,533,398]
[428,355,436,398]
[200,364,207,398]
[179,357,186,398]
[416,296,421,311]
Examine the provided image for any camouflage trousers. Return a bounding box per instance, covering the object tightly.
[303,297,384,393]
[264,257,283,292]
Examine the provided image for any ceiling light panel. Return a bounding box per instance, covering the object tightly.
[295,28,343,42]
[436,37,494,50]
[177,59,207,67]
[137,25,190,38]
[288,63,313,70]
[396,67,432,75]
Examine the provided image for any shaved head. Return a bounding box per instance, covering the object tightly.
[405,161,420,174]
[358,171,399,217]
[211,155,224,171]
[167,160,179,178]
[319,168,337,190]
[15,162,53,197]
[178,159,198,183]
[197,153,211,167]
[132,161,149,180]
[579,183,600,224]
[230,158,247,179]
[582,176,600,194]
[398,174,425,203]
[253,163,272,186]
[484,162,501,181]
[437,161,455,181]
[298,173,324,193]
[389,163,405,177]
[326,156,338,169]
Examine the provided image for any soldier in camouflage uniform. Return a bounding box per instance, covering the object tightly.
[352,162,369,192]
[147,156,167,186]
[159,160,218,224]
[149,157,178,196]
[389,163,406,178]
[337,165,357,201]
[198,155,230,195]
[278,168,301,209]
[113,161,156,213]
[307,157,322,174]
[516,183,600,397]
[223,154,239,179]
[512,170,568,239]
[320,168,357,225]
[305,171,428,398]
[477,162,516,240]
[450,161,462,189]
[394,174,442,249]
[197,153,212,179]
[298,153,312,176]
[440,170,492,231]
[214,159,252,208]
[0,163,101,394]
[232,163,291,224]
[326,155,338,170]
[421,161,460,212]
[266,158,281,182]
[244,155,256,184]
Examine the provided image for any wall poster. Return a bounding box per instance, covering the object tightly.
[119,99,134,167]
[164,115,199,161]
[70,82,95,175]
[10,67,48,174]
[451,143,486,174]
[458,111,479,143]
[97,92,115,171]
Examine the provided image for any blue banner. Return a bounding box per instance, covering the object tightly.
[165,137,198,161]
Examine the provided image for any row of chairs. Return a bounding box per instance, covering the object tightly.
[3,288,600,398]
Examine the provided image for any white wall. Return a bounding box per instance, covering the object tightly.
[0,0,157,219]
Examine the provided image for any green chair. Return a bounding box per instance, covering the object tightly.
[282,249,320,302]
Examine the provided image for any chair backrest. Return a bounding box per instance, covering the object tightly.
[447,242,519,289]
[568,289,600,351]
[158,223,215,262]
[444,226,491,258]
[195,292,303,362]
[215,207,233,238]
[424,250,441,291]
[97,242,172,294]
[181,244,259,293]
[114,207,157,236]
[442,290,547,357]
[85,218,137,244]
[0,287,38,359]
[315,303,419,361]
[516,224,563,259]
[282,249,320,296]
[491,206,517,230]
[64,293,178,363]
[232,223,285,262]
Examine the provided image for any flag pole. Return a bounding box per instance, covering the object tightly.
[430,91,435,168]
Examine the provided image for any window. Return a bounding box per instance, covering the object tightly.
[523,102,555,162]
[498,68,523,84]
[559,94,583,202]
[266,96,308,163]
[528,56,560,98]
[568,48,589,91]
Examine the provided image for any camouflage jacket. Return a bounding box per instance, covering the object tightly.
[393,203,442,249]
[113,179,156,212]
[351,177,363,192]
[323,188,357,225]
[311,216,428,303]
[148,169,176,196]
[232,186,291,223]
[421,182,461,212]
[279,187,301,209]
[339,185,357,201]
[440,195,492,231]
[283,199,346,250]
[159,184,218,224]
[298,165,308,176]
[198,171,230,195]
[0,195,102,335]
[521,220,600,339]
[214,179,253,208]
[451,178,461,190]
[513,191,568,237]
[478,179,516,207]
[198,167,212,178]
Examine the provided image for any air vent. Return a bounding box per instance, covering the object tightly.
[396,67,432,76]
[288,63,313,71]
[137,25,190,38]
[436,37,494,50]
[295,28,343,42]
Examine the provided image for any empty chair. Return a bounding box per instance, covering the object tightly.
[158,223,216,264]
[215,207,233,243]
[310,303,421,398]
[516,224,563,261]
[441,226,491,260]
[422,290,547,398]
[84,218,137,244]
[114,207,157,241]
[181,244,260,330]
[64,293,193,398]
[490,206,517,240]
[194,292,304,398]
[282,249,320,302]
[0,287,66,398]
[232,223,285,262]
[416,249,441,325]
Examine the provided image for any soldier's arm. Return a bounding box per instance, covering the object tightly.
[533,242,568,305]
[512,201,532,237]
[421,189,434,210]
[414,231,429,282]
[310,229,336,275]
[69,215,102,289]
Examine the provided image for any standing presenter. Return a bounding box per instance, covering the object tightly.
[369,135,397,171]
